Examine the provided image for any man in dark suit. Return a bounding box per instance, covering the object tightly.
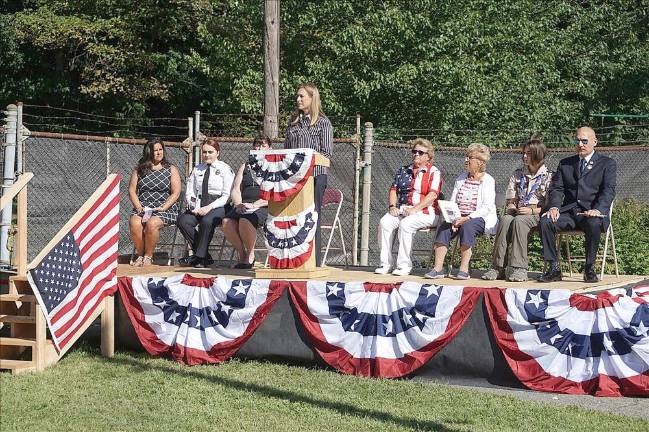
[538,127,617,283]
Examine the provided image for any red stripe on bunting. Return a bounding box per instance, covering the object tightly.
[483,288,649,397]
[287,282,482,378]
[274,220,298,229]
[362,282,401,293]
[268,241,314,269]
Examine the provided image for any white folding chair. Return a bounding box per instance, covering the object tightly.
[320,188,348,267]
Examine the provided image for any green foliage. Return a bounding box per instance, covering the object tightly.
[1,0,648,144]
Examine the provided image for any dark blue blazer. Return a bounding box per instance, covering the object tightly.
[548,152,617,216]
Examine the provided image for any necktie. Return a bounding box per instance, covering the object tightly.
[201,165,211,206]
[579,159,586,175]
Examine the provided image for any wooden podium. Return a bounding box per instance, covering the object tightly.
[254,150,331,279]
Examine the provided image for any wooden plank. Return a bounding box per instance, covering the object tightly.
[0,294,36,303]
[0,359,36,373]
[0,337,36,346]
[0,172,33,210]
[255,265,331,279]
[28,174,120,269]
[100,296,115,357]
[0,314,35,324]
[16,184,28,276]
[35,303,46,371]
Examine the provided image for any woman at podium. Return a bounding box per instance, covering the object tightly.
[283,83,333,267]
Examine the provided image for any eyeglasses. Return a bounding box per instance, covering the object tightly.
[574,138,589,145]
[465,156,481,161]
[411,149,427,156]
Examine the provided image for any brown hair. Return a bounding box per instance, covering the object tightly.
[410,138,435,160]
[523,137,547,165]
[202,137,220,152]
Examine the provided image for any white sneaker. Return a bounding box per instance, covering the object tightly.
[391,267,411,276]
[374,266,392,275]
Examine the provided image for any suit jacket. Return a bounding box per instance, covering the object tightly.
[548,152,617,216]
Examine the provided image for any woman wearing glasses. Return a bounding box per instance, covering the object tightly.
[425,143,497,280]
[283,83,333,267]
[375,138,443,276]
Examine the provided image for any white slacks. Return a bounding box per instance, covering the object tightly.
[378,211,439,270]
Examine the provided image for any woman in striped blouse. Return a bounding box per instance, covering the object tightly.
[425,143,498,280]
[284,83,333,267]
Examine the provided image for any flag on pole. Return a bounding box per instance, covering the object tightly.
[27,175,121,352]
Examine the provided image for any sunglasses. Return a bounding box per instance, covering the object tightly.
[411,149,427,156]
[574,138,589,145]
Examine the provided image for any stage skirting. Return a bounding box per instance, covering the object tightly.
[115,275,649,397]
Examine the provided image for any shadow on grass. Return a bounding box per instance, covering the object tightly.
[105,354,466,432]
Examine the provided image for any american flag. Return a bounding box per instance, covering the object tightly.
[27,175,121,352]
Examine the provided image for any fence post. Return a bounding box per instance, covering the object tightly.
[187,117,194,172]
[16,102,23,174]
[359,122,373,266]
[1,104,17,267]
[351,113,362,266]
[193,111,200,167]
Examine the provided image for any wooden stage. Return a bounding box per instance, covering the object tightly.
[116,263,646,293]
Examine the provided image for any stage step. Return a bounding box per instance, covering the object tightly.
[0,314,36,324]
[0,294,36,303]
[0,337,37,347]
[0,359,36,374]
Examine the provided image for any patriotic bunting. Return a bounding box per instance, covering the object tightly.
[117,274,285,365]
[264,204,318,269]
[248,148,316,201]
[287,281,481,378]
[484,287,649,397]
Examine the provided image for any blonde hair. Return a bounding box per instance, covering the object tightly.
[467,143,490,172]
[411,138,435,160]
[291,83,326,127]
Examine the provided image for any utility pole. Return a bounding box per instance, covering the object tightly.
[263,0,280,139]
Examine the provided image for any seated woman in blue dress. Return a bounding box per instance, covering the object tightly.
[222,135,272,269]
[128,138,181,266]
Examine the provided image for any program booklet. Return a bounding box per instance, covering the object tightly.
[437,200,461,223]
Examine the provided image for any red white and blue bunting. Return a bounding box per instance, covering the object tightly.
[484,286,649,397]
[264,204,318,269]
[288,281,481,378]
[248,148,315,202]
[117,274,285,365]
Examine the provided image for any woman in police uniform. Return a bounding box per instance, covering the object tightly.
[177,138,234,268]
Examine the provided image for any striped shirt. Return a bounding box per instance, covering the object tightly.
[456,179,481,215]
[284,114,333,177]
[390,163,443,215]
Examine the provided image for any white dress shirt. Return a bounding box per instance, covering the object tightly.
[185,160,234,210]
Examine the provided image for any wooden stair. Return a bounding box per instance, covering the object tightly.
[0,275,60,375]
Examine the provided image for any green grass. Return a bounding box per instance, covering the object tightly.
[1,348,647,432]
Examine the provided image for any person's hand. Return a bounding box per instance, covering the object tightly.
[544,207,560,222]
[389,207,400,217]
[581,209,602,217]
[193,205,212,216]
[402,207,415,217]
[453,216,470,228]
[517,206,533,216]
[154,206,165,212]
[506,204,517,215]
[235,203,247,213]
[135,205,144,214]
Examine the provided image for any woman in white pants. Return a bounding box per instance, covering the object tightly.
[375,138,442,276]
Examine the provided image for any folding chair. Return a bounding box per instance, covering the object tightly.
[557,200,619,280]
[320,188,348,267]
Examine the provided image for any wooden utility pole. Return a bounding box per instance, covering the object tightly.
[263,0,280,139]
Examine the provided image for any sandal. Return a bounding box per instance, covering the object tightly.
[131,255,144,267]
[141,256,153,266]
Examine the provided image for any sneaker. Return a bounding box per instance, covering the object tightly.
[508,267,528,282]
[392,267,411,276]
[453,271,470,280]
[482,267,505,281]
[374,266,392,275]
[424,269,445,279]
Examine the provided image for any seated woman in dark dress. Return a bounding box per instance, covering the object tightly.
[222,135,271,269]
[128,138,181,266]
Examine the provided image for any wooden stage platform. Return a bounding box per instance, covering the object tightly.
[116,263,646,293]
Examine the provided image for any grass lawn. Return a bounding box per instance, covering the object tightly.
[1,347,647,432]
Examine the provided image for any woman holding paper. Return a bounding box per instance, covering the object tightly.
[177,138,235,268]
[425,143,497,280]
[482,138,551,282]
[128,138,181,266]
[222,135,271,269]
[283,83,333,267]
